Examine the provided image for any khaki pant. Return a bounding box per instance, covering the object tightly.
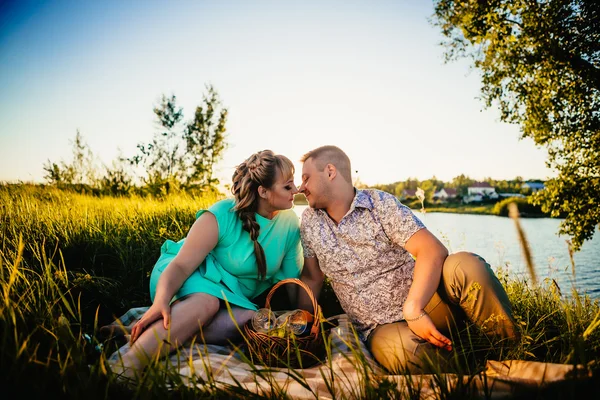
[368,252,519,374]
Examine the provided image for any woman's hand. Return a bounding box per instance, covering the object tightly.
[406,313,452,351]
[130,301,171,344]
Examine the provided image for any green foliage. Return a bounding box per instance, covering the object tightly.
[43,86,228,197]
[492,196,548,217]
[130,85,228,194]
[43,129,97,186]
[432,0,600,250]
[129,94,187,191]
[485,177,527,195]
[183,85,228,189]
[447,174,474,196]
[98,161,133,196]
[533,173,600,250]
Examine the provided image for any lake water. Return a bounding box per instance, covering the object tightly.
[293,205,600,299]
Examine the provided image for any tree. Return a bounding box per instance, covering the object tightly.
[448,174,475,196]
[43,130,97,186]
[99,150,133,196]
[130,95,186,193]
[183,85,228,188]
[432,0,600,250]
[129,87,229,194]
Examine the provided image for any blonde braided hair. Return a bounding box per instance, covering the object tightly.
[231,150,294,279]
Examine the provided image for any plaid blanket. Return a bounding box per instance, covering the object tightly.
[106,307,591,399]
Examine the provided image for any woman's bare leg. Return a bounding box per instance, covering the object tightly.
[114,293,220,376]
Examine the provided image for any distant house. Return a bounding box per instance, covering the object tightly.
[467,182,498,197]
[522,182,545,193]
[464,182,498,203]
[433,188,458,202]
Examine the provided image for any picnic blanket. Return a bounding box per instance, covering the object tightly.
[105,307,592,399]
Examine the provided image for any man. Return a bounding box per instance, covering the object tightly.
[297,145,518,373]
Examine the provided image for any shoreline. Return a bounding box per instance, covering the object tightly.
[293,201,552,218]
[416,206,551,218]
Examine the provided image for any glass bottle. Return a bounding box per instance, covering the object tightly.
[275,309,310,335]
[252,308,276,333]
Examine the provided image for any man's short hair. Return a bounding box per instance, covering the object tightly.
[300,145,352,183]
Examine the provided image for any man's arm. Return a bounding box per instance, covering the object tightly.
[403,228,448,315]
[298,256,325,312]
[403,228,452,350]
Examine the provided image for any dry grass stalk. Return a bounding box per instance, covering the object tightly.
[508,202,537,286]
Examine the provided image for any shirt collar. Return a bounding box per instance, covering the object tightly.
[316,188,373,223]
[351,189,373,211]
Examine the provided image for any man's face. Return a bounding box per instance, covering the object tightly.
[299,158,328,209]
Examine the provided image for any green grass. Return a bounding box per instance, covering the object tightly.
[0,183,221,326]
[1,183,599,399]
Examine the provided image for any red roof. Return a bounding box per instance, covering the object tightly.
[443,188,458,196]
[403,189,417,196]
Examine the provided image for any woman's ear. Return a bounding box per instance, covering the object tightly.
[258,185,268,199]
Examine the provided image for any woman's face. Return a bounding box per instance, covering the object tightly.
[265,169,298,211]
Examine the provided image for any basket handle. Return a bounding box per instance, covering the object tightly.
[265,278,320,336]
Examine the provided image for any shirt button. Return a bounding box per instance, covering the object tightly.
[353,273,358,278]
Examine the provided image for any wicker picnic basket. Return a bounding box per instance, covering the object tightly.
[243,278,326,368]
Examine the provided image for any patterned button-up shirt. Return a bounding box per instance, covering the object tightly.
[300,189,425,341]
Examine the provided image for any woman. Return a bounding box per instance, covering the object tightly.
[112,150,302,377]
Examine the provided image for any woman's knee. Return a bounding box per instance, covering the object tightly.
[183,293,221,319]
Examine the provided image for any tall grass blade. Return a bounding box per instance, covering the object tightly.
[508,202,537,285]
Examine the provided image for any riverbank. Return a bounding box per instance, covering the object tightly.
[415,204,495,215]
[294,195,551,218]
[418,204,550,218]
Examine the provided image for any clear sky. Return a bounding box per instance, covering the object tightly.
[0,0,553,188]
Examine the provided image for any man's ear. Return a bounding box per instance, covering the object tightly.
[258,185,268,199]
[326,164,337,181]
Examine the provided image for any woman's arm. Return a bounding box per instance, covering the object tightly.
[130,211,219,342]
[152,211,219,306]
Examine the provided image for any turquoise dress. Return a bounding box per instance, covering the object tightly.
[149,198,303,310]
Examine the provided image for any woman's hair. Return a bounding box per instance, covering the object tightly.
[231,150,295,279]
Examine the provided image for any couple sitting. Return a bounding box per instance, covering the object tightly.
[113,145,519,378]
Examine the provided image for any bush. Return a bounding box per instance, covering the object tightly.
[493,196,548,217]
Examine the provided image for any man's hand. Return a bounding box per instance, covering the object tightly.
[406,314,452,351]
[130,301,171,343]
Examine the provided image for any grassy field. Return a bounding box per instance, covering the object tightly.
[1,183,599,399]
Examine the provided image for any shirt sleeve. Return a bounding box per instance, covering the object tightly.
[379,194,426,248]
[196,198,235,243]
[300,209,316,258]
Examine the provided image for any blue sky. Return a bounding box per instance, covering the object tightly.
[0,0,552,187]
